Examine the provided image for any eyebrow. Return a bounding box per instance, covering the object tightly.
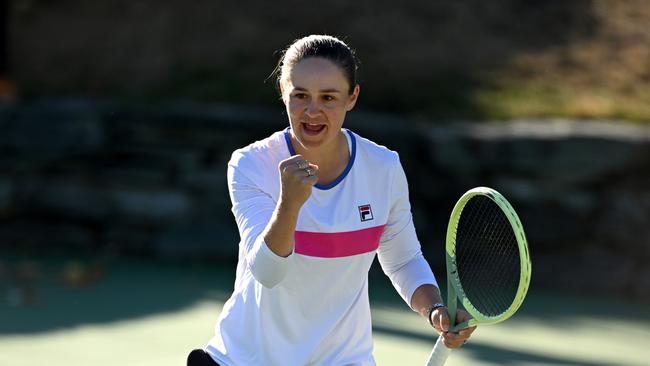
[293,87,342,93]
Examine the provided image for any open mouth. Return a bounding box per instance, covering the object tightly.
[302,123,326,136]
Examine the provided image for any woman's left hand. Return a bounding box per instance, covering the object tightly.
[430,308,477,349]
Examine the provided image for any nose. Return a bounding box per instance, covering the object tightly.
[305,100,320,117]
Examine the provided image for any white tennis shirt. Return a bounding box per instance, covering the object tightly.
[206,128,437,366]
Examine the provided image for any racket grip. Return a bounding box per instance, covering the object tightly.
[426,335,452,366]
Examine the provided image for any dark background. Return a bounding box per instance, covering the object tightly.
[6,0,650,120]
[0,0,648,312]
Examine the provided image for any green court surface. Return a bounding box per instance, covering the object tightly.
[1,259,649,366]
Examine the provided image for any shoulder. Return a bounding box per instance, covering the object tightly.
[229,130,287,172]
[349,130,401,171]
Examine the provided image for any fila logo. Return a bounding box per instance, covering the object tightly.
[358,204,374,222]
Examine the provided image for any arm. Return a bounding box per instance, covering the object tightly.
[377,157,475,348]
[261,155,318,257]
[411,284,444,319]
[377,156,439,307]
[228,152,317,288]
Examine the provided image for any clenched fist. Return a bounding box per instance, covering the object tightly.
[279,155,319,209]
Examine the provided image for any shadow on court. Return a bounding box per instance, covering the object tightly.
[367,264,650,324]
[371,323,612,366]
[461,343,612,366]
[0,258,235,335]
[2,254,649,360]
[368,263,650,365]
[2,256,650,333]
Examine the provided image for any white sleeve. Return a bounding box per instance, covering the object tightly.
[228,152,293,288]
[377,155,437,308]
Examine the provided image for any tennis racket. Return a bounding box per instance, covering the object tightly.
[426,187,532,366]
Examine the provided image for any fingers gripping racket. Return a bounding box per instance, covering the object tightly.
[426,187,532,366]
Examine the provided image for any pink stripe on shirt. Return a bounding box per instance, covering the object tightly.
[294,225,386,258]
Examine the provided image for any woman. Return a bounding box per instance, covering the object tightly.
[188,35,475,366]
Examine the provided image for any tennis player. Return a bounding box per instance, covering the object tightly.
[187,35,476,366]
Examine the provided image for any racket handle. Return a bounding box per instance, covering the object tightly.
[426,335,452,366]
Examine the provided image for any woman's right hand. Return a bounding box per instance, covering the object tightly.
[278,155,319,208]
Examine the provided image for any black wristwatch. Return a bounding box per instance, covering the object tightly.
[427,303,447,326]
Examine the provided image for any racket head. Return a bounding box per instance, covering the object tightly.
[446,187,531,326]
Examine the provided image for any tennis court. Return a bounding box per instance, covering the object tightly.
[1,258,649,366]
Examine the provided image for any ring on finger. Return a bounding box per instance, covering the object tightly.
[305,168,313,177]
[296,161,307,169]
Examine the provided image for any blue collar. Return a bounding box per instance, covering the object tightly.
[283,128,356,190]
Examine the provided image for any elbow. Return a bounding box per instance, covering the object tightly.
[249,262,287,288]
[257,276,283,289]
[245,236,292,288]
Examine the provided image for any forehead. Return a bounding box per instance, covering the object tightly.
[285,57,349,90]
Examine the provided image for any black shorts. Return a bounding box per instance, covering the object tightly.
[187,349,220,366]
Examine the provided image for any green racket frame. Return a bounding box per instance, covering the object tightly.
[445,187,532,332]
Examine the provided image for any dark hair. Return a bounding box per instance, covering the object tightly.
[273,35,359,95]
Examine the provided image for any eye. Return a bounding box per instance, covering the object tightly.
[293,93,307,99]
[322,95,336,102]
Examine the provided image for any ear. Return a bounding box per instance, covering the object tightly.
[346,84,361,111]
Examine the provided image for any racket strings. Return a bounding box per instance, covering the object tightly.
[459,202,514,313]
[469,214,519,315]
[458,219,517,314]
[466,204,518,314]
[455,196,521,317]
[456,201,495,304]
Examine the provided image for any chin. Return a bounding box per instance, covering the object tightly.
[296,135,326,150]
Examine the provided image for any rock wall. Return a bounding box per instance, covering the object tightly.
[0,100,648,301]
